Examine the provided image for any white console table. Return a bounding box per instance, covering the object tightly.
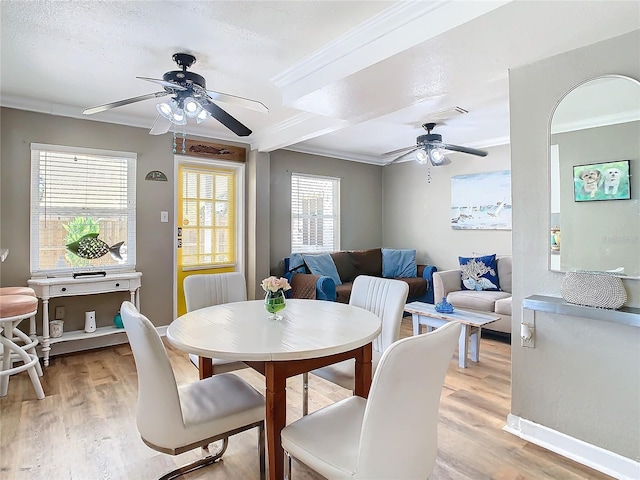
[28,272,142,366]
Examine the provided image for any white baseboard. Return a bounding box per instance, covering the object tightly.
[504,414,640,480]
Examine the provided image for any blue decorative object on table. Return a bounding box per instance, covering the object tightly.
[435,296,454,314]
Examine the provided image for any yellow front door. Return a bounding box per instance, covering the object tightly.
[176,162,237,316]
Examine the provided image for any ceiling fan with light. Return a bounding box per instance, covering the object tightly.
[83,53,268,137]
[386,122,488,166]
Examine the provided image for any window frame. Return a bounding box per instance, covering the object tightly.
[290,172,341,254]
[29,143,137,277]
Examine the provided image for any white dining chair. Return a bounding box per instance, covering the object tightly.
[183,272,248,378]
[302,275,409,415]
[120,301,266,480]
[283,320,461,479]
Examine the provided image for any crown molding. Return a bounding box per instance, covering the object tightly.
[464,135,511,150]
[284,134,512,166]
[271,1,445,88]
[252,113,347,152]
[0,95,253,148]
[283,145,384,166]
[271,0,511,104]
[551,111,640,135]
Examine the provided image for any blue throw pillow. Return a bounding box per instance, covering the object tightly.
[459,254,500,291]
[382,248,417,278]
[302,254,342,285]
[287,253,307,274]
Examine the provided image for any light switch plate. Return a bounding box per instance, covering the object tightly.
[55,306,65,320]
[161,211,169,223]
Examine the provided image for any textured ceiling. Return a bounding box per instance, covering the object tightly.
[1,1,638,165]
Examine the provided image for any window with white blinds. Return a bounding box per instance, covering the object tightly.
[291,173,340,253]
[30,143,136,275]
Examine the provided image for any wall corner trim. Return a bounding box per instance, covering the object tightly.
[504,414,640,480]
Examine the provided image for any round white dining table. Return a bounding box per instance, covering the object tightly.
[166,298,381,480]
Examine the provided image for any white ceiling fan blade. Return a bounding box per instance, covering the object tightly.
[83,91,169,115]
[137,77,188,91]
[385,147,419,165]
[383,144,417,157]
[206,90,268,113]
[149,115,172,135]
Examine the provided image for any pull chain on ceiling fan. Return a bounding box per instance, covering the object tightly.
[386,122,488,166]
[83,53,268,137]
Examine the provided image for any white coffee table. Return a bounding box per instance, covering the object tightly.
[404,301,499,368]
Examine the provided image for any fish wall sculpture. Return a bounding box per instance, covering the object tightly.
[66,233,124,261]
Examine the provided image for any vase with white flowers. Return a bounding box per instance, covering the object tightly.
[261,276,291,320]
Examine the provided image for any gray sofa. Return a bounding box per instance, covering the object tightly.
[432,255,512,335]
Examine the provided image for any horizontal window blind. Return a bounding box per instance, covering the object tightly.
[291,173,340,253]
[30,143,136,275]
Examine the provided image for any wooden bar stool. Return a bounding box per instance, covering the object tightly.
[0,294,45,399]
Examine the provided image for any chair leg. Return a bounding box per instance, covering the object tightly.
[158,437,229,480]
[258,421,266,480]
[302,372,309,416]
[0,327,44,399]
[0,329,11,396]
[284,450,292,480]
[12,326,42,377]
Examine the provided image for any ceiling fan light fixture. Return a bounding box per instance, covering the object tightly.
[156,100,177,120]
[415,148,429,164]
[428,147,451,166]
[172,108,187,125]
[183,97,202,117]
[196,109,210,124]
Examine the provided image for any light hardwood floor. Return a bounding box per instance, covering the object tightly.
[0,319,612,480]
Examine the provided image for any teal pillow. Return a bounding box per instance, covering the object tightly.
[302,254,342,285]
[382,248,417,278]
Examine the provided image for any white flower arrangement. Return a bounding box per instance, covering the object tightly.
[261,276,291,293]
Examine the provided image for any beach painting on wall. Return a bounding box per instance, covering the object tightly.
[451,170,512,230]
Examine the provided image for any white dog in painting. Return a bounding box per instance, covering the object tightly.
[603,168,623,195]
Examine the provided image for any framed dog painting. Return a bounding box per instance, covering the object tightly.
[573,160,631,202]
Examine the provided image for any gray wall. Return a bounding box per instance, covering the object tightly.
[268,150,383,274]
[553,122,640,276]
[510,30,640,460]
[246,149,271,299]
[0,107,251,329]
[382,143,512,270]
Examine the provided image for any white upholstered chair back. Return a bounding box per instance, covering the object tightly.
[120,301,186,449]
[354,320,461,479]
[348,275,409,354]
[184,272,247,312]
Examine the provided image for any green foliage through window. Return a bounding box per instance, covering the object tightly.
[63,216,100,266]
